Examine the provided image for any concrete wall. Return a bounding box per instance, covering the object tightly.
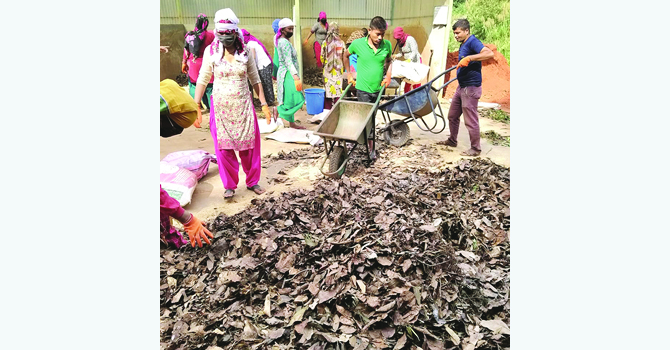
[160,24,187,81]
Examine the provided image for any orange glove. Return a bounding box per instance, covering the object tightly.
[303,39,309,46]
[381,76,391,88]
[182,214,213,248]
[347,73,356,87]
[181,61,188,74]
[262,105,272,124]
[294,78,303,92]
[193,105,202,128]
[458,56,472,68]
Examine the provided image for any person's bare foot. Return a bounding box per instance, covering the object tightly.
[437,138,457,147]
[460,148,481,157]
[290,122,306,130]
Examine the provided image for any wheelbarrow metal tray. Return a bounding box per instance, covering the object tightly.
[378,84,439,118]
[314,101,376,144]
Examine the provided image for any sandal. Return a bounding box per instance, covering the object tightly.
[460,149,481,157]
[224,189,235,199]
[247,184,266,195]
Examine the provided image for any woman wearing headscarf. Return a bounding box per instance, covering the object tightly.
[182,14,216,110]
[393,27,422,93]
[303,12,328,69]
[275,18,305,129]
[320,22,345,110]
[241,29,275,118]
[192,8,272,199]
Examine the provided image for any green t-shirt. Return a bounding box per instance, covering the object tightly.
[348,37,392,93]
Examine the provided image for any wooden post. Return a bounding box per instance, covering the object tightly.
[294,0,303,82]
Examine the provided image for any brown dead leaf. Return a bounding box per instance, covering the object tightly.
[276,252,296,273]
[171,289,185,303]
[366,296,381,308]
[289,306,309,326]
[267,328,285,340]
[317,286,340,304]
[381,327,395,338]
[444,324,461,345]
[402,259,412,272]
[221,256,259,269]
[378,300,396,313]
[480,319,510,335]
[377,256,393,266]
[336,305,352,318]
[219,271,242,283]
[295,319,309,334]
[392,333,407,350]
[424,338,445,350]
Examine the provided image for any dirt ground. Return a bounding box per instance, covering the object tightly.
[160,98,510,222]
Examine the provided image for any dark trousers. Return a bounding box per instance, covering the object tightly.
[356,90,382,103]
[447,85,482,151]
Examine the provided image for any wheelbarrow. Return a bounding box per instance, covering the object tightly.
[314,84,382,179]
[377,66,459,147]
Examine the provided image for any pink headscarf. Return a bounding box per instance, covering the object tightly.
[318,11,329,30]
[241,29,272,64]
[393,27,409,46]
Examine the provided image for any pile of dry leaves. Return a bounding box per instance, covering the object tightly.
[304,67,325,87]
[160,149,510,350]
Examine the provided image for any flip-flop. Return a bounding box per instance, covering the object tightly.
[247,185,266,195]
[224,189,235,198]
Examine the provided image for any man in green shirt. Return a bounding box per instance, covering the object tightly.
[344,16,393,103]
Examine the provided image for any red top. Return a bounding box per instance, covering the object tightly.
[183,30,216,84]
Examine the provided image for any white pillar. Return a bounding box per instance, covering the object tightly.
[294,0,303,81]
[426,2,453,88]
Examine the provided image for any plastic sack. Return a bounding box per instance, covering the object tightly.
[160,161,198,207]
[258,114,284,134]
[161,150,217,181]
[391,60,430,84]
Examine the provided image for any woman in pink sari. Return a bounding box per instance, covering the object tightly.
[192,8,273,199]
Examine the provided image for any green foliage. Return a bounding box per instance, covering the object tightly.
[449,0,510,63]
[481,108,510,124]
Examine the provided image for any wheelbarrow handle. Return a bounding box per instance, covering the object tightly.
[429,66,459,93]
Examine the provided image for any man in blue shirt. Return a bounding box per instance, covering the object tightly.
[443,19,494,156]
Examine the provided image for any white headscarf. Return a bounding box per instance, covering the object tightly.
[211,8,247,64]
[275,18,296,46]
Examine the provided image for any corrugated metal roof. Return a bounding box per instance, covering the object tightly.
[161,0,447,29]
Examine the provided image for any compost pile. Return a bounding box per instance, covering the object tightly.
[160,151,510,350]
[176,73,189,87]
[304,66,325,87]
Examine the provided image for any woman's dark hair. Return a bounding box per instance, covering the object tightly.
[362,28,368,36]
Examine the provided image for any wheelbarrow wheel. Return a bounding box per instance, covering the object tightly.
[328,146,346,179]
[383,122,410,147]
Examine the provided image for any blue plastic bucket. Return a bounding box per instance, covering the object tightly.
[305,88,325,115]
